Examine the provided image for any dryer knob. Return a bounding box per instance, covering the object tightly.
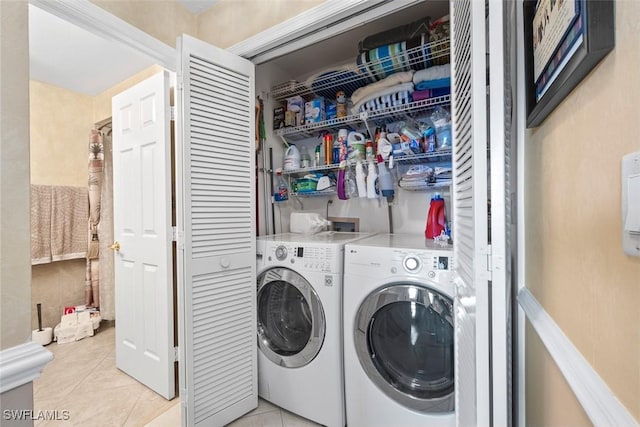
[403,256,421,272]
[275,245,287,261]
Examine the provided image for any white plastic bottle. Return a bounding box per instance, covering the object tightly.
[366,160,378,199]
[376,154,394,202]
[355,160,367,198]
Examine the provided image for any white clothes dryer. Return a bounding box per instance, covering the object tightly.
[256,232,372,427]
[343,234,456,427]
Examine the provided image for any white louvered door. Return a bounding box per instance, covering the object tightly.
[450,0,490,426]
[451,0,514,425]
[176,34,256,426]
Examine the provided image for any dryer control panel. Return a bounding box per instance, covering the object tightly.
[264,243,339,273]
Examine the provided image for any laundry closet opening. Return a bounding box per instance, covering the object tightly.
[254,0,452,238]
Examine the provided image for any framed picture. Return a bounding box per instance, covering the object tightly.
[524,0,615,128]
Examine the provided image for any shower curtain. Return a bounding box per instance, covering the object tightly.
[86,129,103,309]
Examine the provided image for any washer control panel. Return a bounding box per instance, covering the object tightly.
[396,250,453,279]
[266,243,336,273]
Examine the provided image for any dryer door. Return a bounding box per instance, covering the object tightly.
[257,267,325,368]
[354,283,455,413]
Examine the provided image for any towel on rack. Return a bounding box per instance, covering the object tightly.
[350,70,415,105]
[50,186,88,262]
[31,185,53,264]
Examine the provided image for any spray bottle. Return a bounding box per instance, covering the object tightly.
[274,170,289,202]
[377,154,395,202]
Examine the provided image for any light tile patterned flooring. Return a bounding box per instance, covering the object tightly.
[34,323,321,426]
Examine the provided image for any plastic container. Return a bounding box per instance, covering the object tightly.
[355,160,367,198]
[430,107,452,150]
[377,154,395,201]
[348,132,365,161]
[300,145,311,168]
[425,194,446,239]
[274,171,289,202]
[283,145,301,171]
[366,160,378,199]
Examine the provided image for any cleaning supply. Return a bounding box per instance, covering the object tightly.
[323,132,333,165]
[283,144,301,170]
[366,159,378,199]
[300,145,311,168]
[355,160,367,197]
[431,106,452,150]
[377,131,393,160]
[314,144,321,167]
[274,170,289,201]
[425,193,446,239]
[347,131,366,161]
[377,155,394,202]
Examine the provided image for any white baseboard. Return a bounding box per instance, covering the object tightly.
[0,342,53,394]
[518,288,638,427]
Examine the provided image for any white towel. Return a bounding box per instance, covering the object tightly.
[413,64,451,85]
[31,185,53,264]
[50,186,88,262]
[350,70,415,105]
[351,82,415,114]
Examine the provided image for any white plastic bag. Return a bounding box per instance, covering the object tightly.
[290,212,331,234]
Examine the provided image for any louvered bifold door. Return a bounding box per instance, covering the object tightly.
[176,34,257,427]
[450,1,490,426]
[488,1,515,426]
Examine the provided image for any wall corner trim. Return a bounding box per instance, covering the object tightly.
[0,342,53,394]
[518,288,639,427]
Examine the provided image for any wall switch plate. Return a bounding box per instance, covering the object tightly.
[622,151,640,257]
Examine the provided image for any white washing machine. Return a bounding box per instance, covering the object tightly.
[256,232,372,427]
[343,234,456,427]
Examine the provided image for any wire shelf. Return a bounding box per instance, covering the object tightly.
[290,190,336,197]
[275,95,451,141]
[398,179,452,191]
[271,37,451,101]
[393,149,452,164]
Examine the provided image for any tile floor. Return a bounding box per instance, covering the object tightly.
[33,323,321,426]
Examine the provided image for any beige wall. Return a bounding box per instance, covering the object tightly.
[90,0,197,47]
[93,64,166,123]
[1,0,31,351]
[30,81,93,186]
[524,1,640,424]
[197,0,324,48]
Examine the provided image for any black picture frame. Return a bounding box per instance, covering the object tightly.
[524,0,615,128]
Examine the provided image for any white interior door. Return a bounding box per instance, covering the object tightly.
[112,70,175,400]
[175,34,257,426]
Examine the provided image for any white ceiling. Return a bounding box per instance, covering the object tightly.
[29,5,157,96]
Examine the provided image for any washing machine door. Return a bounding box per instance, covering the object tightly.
[257,267,325,368]
[354,283,455,413]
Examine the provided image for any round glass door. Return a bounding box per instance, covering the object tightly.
[257,267,325,368]
[354,283,454,412]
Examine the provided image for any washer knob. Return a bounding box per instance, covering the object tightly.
[403,256,421,272]
[275,245,287,261]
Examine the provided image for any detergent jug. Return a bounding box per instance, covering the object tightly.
[425,194,446,239]
[283,144,301,171]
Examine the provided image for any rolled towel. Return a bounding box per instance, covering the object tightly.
[351,82,415,114]
[351,70,415,105]
[413,64,451,86]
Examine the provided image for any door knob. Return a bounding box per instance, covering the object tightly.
[109,241,121,252]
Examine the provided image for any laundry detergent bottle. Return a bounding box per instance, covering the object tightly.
[425,193,446,239]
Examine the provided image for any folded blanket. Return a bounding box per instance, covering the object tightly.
[305,63,368,99]
[350,71,414,105]
[351,82,415,114]
[31,185,53,264]
[358,17,431,52]
[413,64,451,85]
[412,87,451,101]
[50,186,88,262]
